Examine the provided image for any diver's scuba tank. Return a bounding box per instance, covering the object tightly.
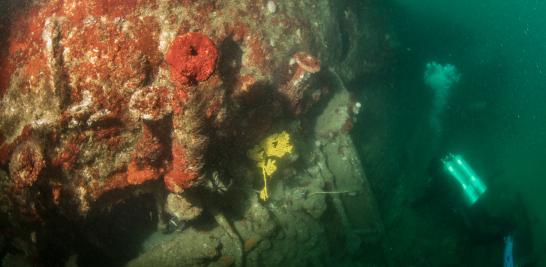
[427,153,536,266]
[440,153,487,206]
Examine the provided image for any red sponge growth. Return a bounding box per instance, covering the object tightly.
[166,32,218,85]
[164,143,200,193]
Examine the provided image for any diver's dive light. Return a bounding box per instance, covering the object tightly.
[441,154,487,206]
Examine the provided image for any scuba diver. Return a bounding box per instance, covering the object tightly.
[415,153,538,266]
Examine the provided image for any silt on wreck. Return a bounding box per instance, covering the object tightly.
[0,0,391,266]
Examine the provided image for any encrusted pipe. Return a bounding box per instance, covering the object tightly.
[164,93,208,193]
[9,140,45,191]
[280,52,321,115]
[43,17,68,107]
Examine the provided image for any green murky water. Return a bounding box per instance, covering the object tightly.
[349,1,546,266]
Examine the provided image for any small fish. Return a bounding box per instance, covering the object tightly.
[165,217,186,234]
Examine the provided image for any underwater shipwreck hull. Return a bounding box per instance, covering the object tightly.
[0,0,387,265]
[315,83,383,241]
